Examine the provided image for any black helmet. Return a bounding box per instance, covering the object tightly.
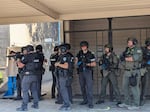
[26,45,34,52]
[64,43,71,50]
[104,44,113,52]
[36,44,43,52]
[21,46,27,53]
[145,38,150,46]
[127,37,138,45]
[54,46,59,51]
[59,44,67,53]
[80,41,89,47]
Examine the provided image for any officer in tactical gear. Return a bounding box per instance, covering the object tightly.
[55,44,71,110]
[76,41,96,108]
[16,45,39,111]
[15,46,27,100]
[35,44,45,100]
[49,46,59,98]
[53,45,63,104]
[64,43,74,104]
[118,38,142,110]
[96,44,121,105]
[140,38,150,105]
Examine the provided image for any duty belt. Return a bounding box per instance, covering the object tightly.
[125,68,140,71]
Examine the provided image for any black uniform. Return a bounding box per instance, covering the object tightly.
[57,53,71,110]
[50,52,59,98]
[141,46,150,105]
[35,51,45,99]
[15,52,25,100]
[66,52,74,103]
[17,52,39,111]
[16,67,24,100]
[76,50,95,107]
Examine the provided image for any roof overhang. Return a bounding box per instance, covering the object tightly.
[1,0,150,24]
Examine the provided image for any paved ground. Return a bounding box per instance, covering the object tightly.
[0,71,150,112]
[0,97,150,112]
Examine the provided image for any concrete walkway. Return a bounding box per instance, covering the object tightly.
[0,71,150,112]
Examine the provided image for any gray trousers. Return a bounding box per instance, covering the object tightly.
[99,71,121,102]
[123,70,141,106]
[79,69,93,105]
[66,76,73,103]
[56,74,63,102]
[141,68,150,102]
[16,74,22,98]
[21,75,38,108]
[59,76,70,107]
[37,74,42,99]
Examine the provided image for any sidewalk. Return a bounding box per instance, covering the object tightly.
[0,97,150,112]
[0,72,150,112]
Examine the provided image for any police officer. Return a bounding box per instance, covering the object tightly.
[35,44,45,100]
[53,46,63,104]
[16,45,39,111]
[96,44,121,105]
[64,43,74,103]
[118,38,142,110]
[49,46,59,98]
[140,38,150,105]
[76,41,96,108]
[15,46,27,100]
[55,44,71,110]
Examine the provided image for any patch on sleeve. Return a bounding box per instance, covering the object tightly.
[63,57,67,61]
[21,57,24,61]
[91,58,95,62]
[137,49,142,53]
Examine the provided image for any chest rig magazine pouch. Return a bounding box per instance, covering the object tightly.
[129,73,137,87]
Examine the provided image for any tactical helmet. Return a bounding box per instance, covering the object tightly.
[64,43,71,50]
[127,37,138,45]
[59,44,67,53]
[21,46,27,53]
[36,44,43,52]
[26,45,34,52]
[104,44,113,52]
[54,46,59,51]
[80,41,89,47]
[145,38,150,46]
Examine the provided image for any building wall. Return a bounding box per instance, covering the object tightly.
[10,24,31,46]
[0,25,10,67]
[64,16,150,96]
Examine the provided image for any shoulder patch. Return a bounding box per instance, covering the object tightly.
[21,56,25,61]
[63,57,67,61]
[137,49,142,53]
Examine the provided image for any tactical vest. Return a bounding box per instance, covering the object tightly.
[25,53,42,73]
[66,52,74,75]
[142,47,150,66]
[50,53,59,71]
[57,53,70,77]
[124,46,142,69]
[77,50,93,72]
[101,52,119,70]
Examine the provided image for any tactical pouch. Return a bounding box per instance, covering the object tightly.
[129,74,137,87]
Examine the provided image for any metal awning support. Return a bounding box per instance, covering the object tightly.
[108,18,113,45]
